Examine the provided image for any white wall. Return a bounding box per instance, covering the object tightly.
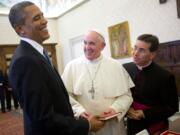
[57,0,180,68]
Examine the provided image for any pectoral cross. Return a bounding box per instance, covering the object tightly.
[88,84,95,99]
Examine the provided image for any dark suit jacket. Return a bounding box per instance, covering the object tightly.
[123,62,179,134]
[9,40,89,135]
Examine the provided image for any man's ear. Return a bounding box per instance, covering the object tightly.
[101,43,105,50]
[151,52,156,60]
[14,25,24,36]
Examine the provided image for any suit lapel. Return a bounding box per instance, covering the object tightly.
[20,40,69,97]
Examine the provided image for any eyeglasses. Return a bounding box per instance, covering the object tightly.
[133,46,150,54]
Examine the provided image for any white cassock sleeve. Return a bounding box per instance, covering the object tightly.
[62,60,86,118]
[110,89,132,121]
[110,67,133,121]
[69,95,86,118]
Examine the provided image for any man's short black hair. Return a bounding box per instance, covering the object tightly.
[137,34,159,52]
[8,1,34,28]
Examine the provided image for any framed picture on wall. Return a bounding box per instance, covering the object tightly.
[159,0,167,4]
[177,0,180,18]
[108,21,132,59]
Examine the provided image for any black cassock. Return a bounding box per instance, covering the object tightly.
[123,62,179,135]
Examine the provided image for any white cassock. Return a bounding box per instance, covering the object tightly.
[62,55,134,135]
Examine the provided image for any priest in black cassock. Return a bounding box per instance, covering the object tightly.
[123,34,179,135]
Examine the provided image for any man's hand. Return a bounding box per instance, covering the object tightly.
[89,116,105,132]
[127,107,144,120]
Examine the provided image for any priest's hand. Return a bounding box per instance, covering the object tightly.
[88,115,105,132]
[127,107,144,120]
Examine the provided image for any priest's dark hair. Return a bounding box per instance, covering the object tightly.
[137,34,159,52]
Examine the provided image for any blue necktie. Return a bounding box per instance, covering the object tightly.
[43,49,52,66]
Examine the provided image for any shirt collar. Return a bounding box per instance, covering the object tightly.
[21,37,44,56]
[86,54,103,64]
[137,61,152,70]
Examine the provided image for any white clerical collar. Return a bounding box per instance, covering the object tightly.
[137,61,152,70]
[86,54,103,64]
[21,37,44,56]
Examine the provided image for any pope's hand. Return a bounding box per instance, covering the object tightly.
[100,107,116,117]
[80,112,92,119]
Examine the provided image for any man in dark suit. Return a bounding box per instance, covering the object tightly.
[8,1,104,135]
[0,69,6,113]
[4,73,19,111]
[123,34,179,135]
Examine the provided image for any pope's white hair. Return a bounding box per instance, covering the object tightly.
[87,29,106,46]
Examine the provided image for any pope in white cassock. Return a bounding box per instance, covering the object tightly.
[62,30,134,135]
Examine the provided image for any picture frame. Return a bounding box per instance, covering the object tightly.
[108,21,132,59]
[159,0,167,4]
[176,0,180,18]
